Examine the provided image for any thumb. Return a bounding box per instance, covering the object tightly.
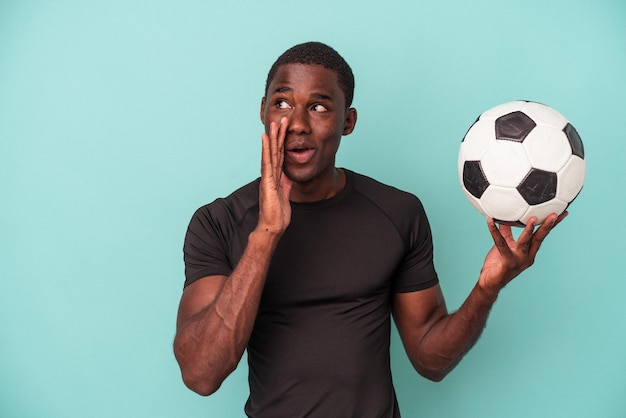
[280,173,293,200]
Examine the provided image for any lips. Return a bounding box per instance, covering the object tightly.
[285,142,315,164]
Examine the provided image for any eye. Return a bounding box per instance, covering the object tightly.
[275,99,291,109]
[312,104,328,112]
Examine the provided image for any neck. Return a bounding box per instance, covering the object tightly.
[289,168,346,203]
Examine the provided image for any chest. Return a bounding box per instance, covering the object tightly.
[262,201,405,307]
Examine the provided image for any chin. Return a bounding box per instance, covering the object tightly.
[283,166,317,184]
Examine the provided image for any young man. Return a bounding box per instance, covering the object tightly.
[174,42,565,417]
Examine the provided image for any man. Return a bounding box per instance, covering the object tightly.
[174,42,565,417]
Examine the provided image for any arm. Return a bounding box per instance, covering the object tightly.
[393,212,567,382]
[173,118,292,396]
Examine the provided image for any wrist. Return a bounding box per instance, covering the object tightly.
[475,278,500,304]
[249,227,283,248]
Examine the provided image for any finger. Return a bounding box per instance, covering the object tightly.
[269,119,280,169]
[499,222,514,243]
[528,212,565,254]
[261,131,272,178]
[262,119,280,173]
[554,210,568,227]
[487,218,513,257]
[275,117,287,174]
[515,217,537,254]
[280,170,293,199]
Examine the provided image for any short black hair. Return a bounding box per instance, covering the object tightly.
[265,42,355,108]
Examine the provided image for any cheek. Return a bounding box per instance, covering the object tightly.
[328,119,346,141]
[319,127,343,156]
[262,110,281,132]
[318,114,344,134]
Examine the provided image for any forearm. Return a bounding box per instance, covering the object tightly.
[174,228,280,395]
[399,216,562,382]
[414,282,498,380]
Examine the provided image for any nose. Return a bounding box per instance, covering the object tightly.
[288,106,311,135]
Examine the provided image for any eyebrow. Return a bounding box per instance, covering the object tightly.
[311,93,333,101]
[272,87,333,101]
[273,87,292,94]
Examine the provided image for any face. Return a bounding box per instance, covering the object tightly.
[260,64,357,187]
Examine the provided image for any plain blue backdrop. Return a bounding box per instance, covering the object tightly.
[1,1,625,417]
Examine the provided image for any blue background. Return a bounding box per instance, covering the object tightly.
[1,1,625,417]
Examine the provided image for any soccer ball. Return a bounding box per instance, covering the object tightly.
[458,100,585,226]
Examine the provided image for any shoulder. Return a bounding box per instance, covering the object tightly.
[347,170,432,245]
[349,170,426,216]
[195,178,260,217]
[188,179,260,233]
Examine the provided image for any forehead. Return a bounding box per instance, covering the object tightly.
[268,64,344,102]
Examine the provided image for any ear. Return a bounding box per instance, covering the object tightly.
[260,97,266,124]
[342,107,358,136]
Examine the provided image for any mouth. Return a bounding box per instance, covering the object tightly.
[285,143,315,164]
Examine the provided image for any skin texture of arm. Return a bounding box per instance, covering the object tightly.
[173,118,292,396]
[393,212,567,382]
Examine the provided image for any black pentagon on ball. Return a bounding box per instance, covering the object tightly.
[563,123,585,158]
[495,111,537,142]
[463,160,490,198]
[517,168,557,205]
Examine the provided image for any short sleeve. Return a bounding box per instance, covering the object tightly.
[183,203,234,287]
[182,179,260,288]
[391,197,439,293]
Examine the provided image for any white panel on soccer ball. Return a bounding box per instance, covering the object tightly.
[461,120,495,160]
[480,141,531,187]
[523,126,572,172]
[518,101,568,129]
[480,101,527,120]
[480,186,529,222]
[556,156,586,202]
[462,188,488,218]
[520,199,568,225]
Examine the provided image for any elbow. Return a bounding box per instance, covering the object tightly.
[173,340,231,397]
[181,372,222,397]
[412,354,458,382]
[176,360,231,397]
[418,367,449,382]
[176,352,232,396]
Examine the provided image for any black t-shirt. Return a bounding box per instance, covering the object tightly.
[183,170,439,417]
